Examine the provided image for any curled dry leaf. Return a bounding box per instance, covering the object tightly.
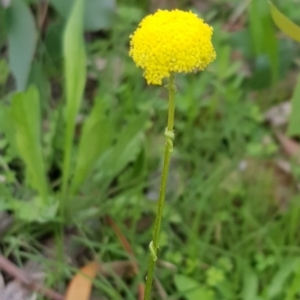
[65,260,137,300]
[66,261,99,300]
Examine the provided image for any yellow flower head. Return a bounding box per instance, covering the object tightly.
[129,9,216,85]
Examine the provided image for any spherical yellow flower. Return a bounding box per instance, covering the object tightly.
[129,9,216,85]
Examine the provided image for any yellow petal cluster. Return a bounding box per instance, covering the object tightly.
[129,9,216,85]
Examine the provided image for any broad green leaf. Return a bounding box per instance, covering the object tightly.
[70,99,112,194]
[49,0,115,31]
[11,197,59,223]
[242,265,259,300]
[269,1,300,43]
[94,114,147,184]
[62,0,86,195]
[287,74,300,136]
[63,0,86,119]
[6,0,37,91]
[10,86,48,203]
[174,274,214,300]
[267,258,300,299]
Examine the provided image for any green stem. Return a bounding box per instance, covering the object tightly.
[144,74,176,300]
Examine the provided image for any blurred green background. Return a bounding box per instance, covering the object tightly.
[1,0,300,299]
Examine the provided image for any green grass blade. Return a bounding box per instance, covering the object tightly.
[269,1,300,43]
[287,74,300,136]
[11,86,48,204]
[62,0,86,199]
